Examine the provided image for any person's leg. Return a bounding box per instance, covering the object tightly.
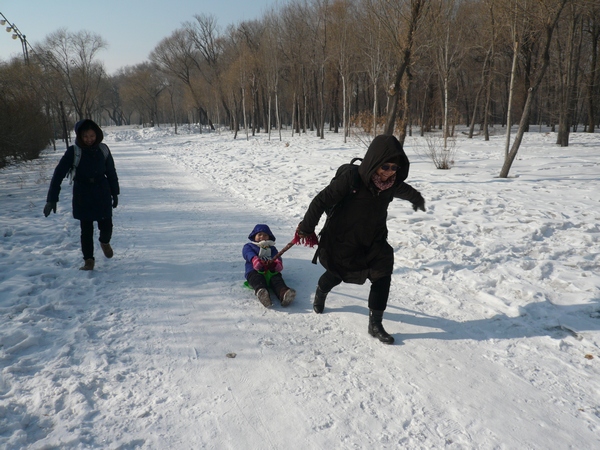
[80,220,94,259]
[367,275,394,344]
[367,275,391,311]
[98,218,114,258]
[247,270,268,292]
[79,220,95,270]
[318,270,343,292]
[246,270,271,307]
[98,218,113,244]
[313,270,343,313]
[270,273,295,306]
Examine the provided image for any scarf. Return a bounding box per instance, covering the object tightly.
[371,172,396,191]
[256,240,275,259]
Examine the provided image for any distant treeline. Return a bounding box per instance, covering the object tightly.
[1,0,599,171]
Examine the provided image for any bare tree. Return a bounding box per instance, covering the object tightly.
[279,1,312,136]
[307,0,331,139]
[556,1,584,146]
[229,19,265,135]
[357,3,387,138]
[329,0,359,141]
[9,0,595,167]
[584,3,600,132]
[163,75,187,133]
[366,0,427,137]
[150,29,211,131]
[187,14,228,130]
[467,0,497,139]
[261,13,284,140]
[119,63,167,127]
[504,2,520,157]
[101,74,125,126]
[499,0,570,179]
[39,29,107,120]
[428,0,465,148]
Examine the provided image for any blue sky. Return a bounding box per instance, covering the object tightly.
[0,0,284,74]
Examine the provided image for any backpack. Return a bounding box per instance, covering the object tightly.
[312,157,363,264]
[324,157,363,218]
[68,143,110,184]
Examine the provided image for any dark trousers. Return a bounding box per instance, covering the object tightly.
[318,270,391,311]
[80,219,113,260]
[246,270,289,300]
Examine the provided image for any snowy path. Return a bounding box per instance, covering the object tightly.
[1,128,599,449]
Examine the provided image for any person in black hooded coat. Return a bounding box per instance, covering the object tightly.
[44,119,120,270]
[297,135,425,344]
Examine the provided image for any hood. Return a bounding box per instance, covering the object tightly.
[74,119,104,148]
[358,135,410,186]
[248,224,276,242]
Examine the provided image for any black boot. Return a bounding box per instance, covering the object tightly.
[313,285,328,314]
[368,310,394,344]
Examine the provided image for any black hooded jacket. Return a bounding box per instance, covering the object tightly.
[46,119,120,221]
[299,135,423,284]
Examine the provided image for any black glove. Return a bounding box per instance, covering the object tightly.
[112,196,118,208]
[43,201,57,217]
[412,194,426,212]
[296,223,311,237]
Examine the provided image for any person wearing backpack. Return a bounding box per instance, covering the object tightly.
[297,134,425,344]
[44,119,120,271]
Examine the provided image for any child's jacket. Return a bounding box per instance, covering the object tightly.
[243,224,280,278]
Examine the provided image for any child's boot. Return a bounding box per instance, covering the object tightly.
[80,258,95,271]
[280,288,296,307]
[256,288,272,308]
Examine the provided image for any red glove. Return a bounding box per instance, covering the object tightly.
[272,258,283,272]
[252,256,264,271]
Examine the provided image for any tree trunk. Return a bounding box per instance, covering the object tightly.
[504,40,519,157]
[276,91,282,141]
[242,85,249,141]
[443,73,449,149]
[397,69,412,146]
[587,19,600,133]
[319,65,326,140]
[483,77,492,141]
[268,93,272,141]
[558,11,583,147]
[291,93,297,137]
[372,80,378,138]
[342,74,347,143]
[499,0,568,178]
[468,46,492,138]
[384,0,424,136]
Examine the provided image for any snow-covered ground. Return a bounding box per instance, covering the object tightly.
[1,124,599,449]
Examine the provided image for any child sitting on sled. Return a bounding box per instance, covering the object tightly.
[243,224,296,308]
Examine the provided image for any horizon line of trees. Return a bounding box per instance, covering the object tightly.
[1,0,599,176]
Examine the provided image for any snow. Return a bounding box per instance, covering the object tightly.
[1,124,599,449]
